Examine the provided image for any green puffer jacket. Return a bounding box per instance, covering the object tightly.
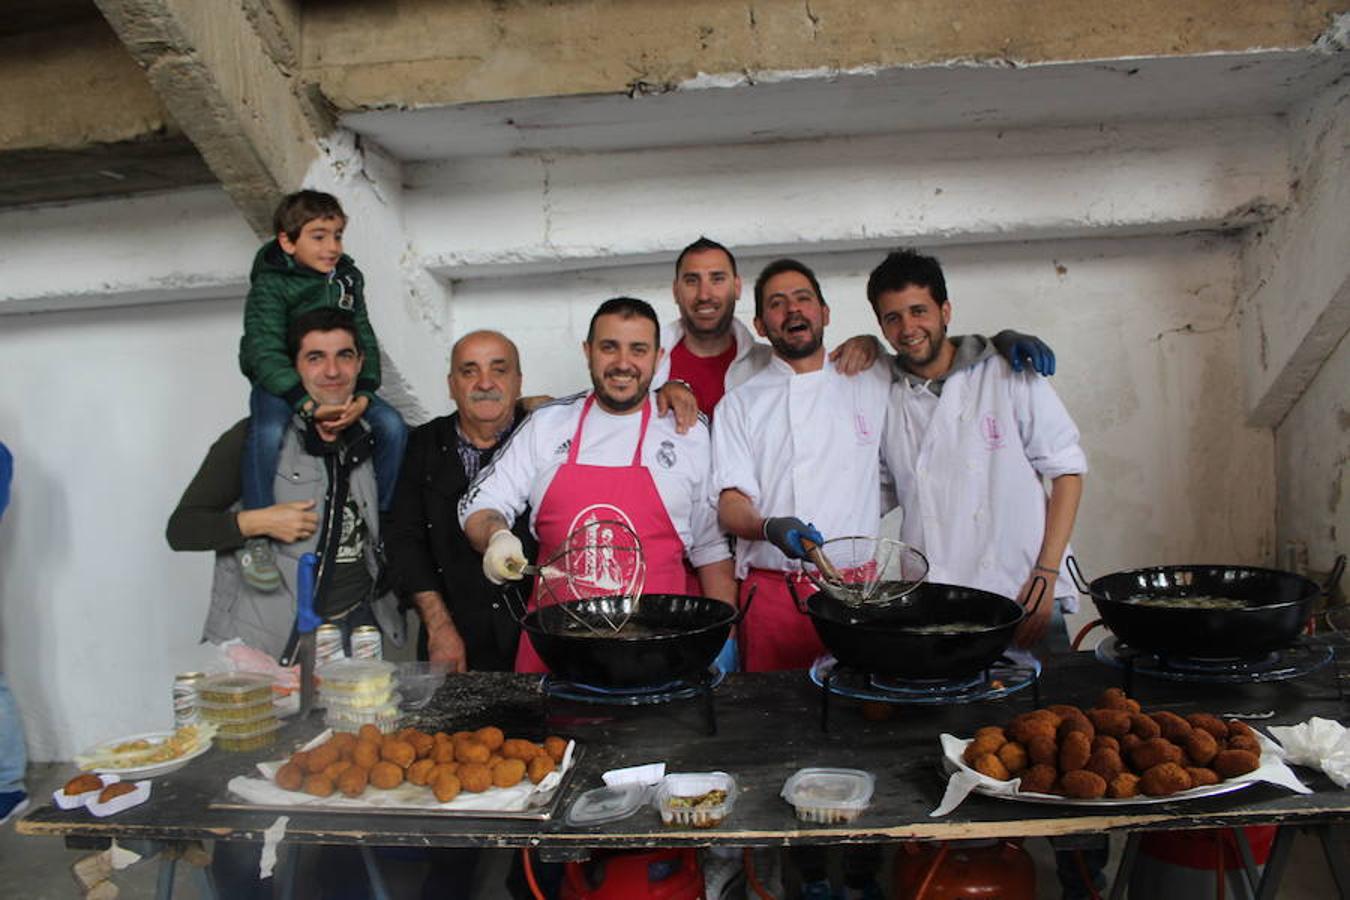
[238,239,382,410]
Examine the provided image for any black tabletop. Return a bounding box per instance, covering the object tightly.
[18,645,1350,850]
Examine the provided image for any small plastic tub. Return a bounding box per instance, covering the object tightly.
[654,772,737,828]
[319,688,398,711]
[325,701,402,734]
[197,673,275,706]
[394,661,448,709]
[317,660,396,702]
[214,718,282,752]
[213,712,280,737]
[780,767,875,824]
[197,698,276,722]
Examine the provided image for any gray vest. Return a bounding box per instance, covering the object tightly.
[202,419,405,658]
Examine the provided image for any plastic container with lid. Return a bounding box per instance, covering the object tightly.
[197,697,276,722]
[780,767,875,824]
[212,711,280,737]
[214,718,282,752]
[319,687,397,711]
[654,772,737,828]
[566,783,651,827]
[325,701,402,734]
[197,673,274,706]
[317,659,396,701]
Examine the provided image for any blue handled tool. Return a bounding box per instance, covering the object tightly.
[296,552,320,718]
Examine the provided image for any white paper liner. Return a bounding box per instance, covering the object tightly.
[53,774,120,810]
[931,730,1309,817]
[1267,717,1350,788]
[227,730,576,813]
[87,781,151,818]
[602,762,666,787]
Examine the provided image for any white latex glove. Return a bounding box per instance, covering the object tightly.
[483,529,527,585]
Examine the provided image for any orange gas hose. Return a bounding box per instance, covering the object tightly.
[1072,849,1102,900]
[744,847,778,900]
[522,847,546,900]
[912,844,949,900]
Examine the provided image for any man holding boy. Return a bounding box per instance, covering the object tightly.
[460,297,736,672]
[236,190,407,593]
[169,308,404,659]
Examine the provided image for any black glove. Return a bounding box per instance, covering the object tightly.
[762,517,825,560]
[991,329,1056,376]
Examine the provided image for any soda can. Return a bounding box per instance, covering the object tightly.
[315,624,345,667]
[350,625,383,660]
[173,672,204,729]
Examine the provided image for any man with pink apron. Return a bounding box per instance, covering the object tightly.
[461,296,736,673]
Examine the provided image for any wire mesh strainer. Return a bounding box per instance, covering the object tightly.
[530,518,647,635]
[801,535,928,610]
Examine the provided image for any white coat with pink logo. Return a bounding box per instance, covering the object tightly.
[882,355,1087,609]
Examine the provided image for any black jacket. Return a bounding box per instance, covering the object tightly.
[385,405,535,670]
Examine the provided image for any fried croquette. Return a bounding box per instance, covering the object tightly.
[1226,719,1256,740]
[528,754,557,783]
[1028,735,1059,767]
[64,773,104,796]
[1186,713,1228,741]
[305,745,339,774]
[98,782,138,804]
[501,738,542,761]
[1140,762,1192,797]
[1057,715,1095,742]
[1213,749,1260,778]
[964,734,1006,765]
[1227,734,1260,754]
[1087,708,1132,738]
[274,762,305,791]
[1186,767,1220,787]
[1092,735,1120,754]
[456,740,491,765]
[492,758,527,788]
[997,741,1029,775]
[458,763,493,793]
[975,726,1007,743]
[1018,764,1058,794]
[1183,729,1219,766]
[1120,733,1144,754]
[369,761,404,790]
[338,765,369,797]
[1097,688,1132,710]
[1085,749,1125,781]
[330,731,357,752]
[303,774,336,798]
[1060,769,1108,800]
[407,758,438,786]
[408,732,436,760]
[432,741,456,764]
[1129,713,1161,740]
[1130,737,1183,771]
[352,739,381,769]
[475,726,505,750]
[358,724,384,744]
[1059,731,1092,772]
[432,772,462,803]
[1150,711,1194,743]
[322,760,353,781]
[1108,772,1141,799]
[544,736,568,762]
[428,762,459,782]
[289,750,311,770]
[973,753,1011,781]
[381,740,416,769]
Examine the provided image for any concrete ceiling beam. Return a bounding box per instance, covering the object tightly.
[302,0,1346,111]
[1238,80,1350,428]
[93,0,329,235]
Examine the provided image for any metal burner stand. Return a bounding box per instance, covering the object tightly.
[539,667,722,736]
[1094,636,1336,696]
[810,655,1041,732]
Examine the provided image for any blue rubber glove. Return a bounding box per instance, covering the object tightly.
[762,516,825,560]
[713,636,739,674]
[991,329,1056,376]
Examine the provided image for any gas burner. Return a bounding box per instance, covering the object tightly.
[540,667,723,736]
[540,666,724,705]
[811,655,1040,731]
[1095,636,1334,685]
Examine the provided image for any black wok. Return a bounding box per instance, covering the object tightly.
[1067,558,1322,658]
[519,593,746,689]
[792,580,1040,680]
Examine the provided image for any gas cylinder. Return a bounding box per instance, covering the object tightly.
[561,848,705,900]
[894,840,1036,900]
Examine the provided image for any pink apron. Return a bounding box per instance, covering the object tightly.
[516,395,690,673]
[740,568,826,672]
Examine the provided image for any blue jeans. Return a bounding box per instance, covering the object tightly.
[0,674,28,794]
[242,387,408,512]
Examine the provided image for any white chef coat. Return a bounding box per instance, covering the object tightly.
[711,356,892,578]
[882,356,1087,608]
[458,393,730,569]
[653,316,772,393]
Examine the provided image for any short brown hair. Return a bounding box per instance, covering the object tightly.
[273,190,346,241]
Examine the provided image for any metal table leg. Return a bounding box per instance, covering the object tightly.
[1317,825,1350,899]
[360,845,392,900]
[1108,833,1141,900]
[155,853,177,900]
[1254,825,1298,900]
[1232,826,1261,896]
